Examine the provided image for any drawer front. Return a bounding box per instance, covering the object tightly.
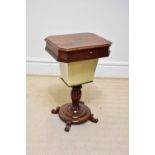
[66,47,110,62]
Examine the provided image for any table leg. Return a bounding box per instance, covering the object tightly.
[51,106,60,114]
[64,121,72,132]
[51,85,98,132]
[89,114,98,123]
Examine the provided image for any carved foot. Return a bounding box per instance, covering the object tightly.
[64,121,72,132]
[80,101,84,104]
[51,106,60,114]
[89,114,98,123]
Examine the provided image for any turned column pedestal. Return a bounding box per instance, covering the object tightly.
[45,33,112,132]
[51,85,98,131]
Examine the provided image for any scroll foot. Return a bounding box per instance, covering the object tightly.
[80,101,84,104]
[64,121,72,132]
[51,106,60,114]
[89,114,98,123]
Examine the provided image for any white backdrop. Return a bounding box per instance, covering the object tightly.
[27,0,129,77]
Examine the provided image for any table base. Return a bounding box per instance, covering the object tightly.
[51,85,98,132]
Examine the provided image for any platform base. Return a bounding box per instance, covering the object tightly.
[51,85,98,132]
[51,103,98,132]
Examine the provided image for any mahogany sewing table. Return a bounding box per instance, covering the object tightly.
[45,33,112,132]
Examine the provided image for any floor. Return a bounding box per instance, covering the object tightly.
[26,75,129,155]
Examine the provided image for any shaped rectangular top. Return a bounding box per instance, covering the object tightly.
[45,33,112,62]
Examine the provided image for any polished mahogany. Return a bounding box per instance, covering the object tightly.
[51,85,98,132]
[45,33,111,62]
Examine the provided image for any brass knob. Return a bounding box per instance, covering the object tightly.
[89,51,93,54]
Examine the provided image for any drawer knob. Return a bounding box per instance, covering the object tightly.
[89,51,93,54]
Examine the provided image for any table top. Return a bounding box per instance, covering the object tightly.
[45,33,111,52]
[45,33,112,62]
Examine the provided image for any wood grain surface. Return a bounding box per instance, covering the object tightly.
[45,33,112,62]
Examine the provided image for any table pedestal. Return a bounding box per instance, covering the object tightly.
[51,85,98,132]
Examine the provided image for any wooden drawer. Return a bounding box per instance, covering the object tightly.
[58,47,110,62]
